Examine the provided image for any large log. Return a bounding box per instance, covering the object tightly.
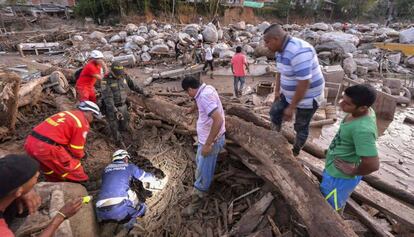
[0,71,21,132]
[225,105,326,158]
[130,96,356,237]
[18,76,49,98]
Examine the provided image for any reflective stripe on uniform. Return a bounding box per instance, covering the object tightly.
[325,188,340,211]
[46,118,59,126]
[44,170,54,175]
[64,111,82,128]
[70,144,84,150]
[45,162,82,178]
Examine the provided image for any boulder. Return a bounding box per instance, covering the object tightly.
[356,66,368,76]
[374,27,399,37]
[166,40,175,49]
[149,29,158,38]
[142,45,150,52]
[124,42,139,51]
[109,34,122,43]
[298,29,320,44]
[102,51,114,61]
[202,23,218,43]
[178,32,191,44]
[72,35,83,41]
[254,42,274,59]
[219,49,235,59]
[368,23,379,29]
[217,29,223,40]
[332,22,343,30]
[100,37,108,45]
[354,57,379,71]
[243,44,254,54]
[239,31,253,38]
[141,52,151,62]
[164,24,172,31]
[257,21,271,32]
[137,25,148,34]
[125,23,138,33]
[150,44,169,54]
[406,56,414,68]
[247,25,257,33]
[119,31,127,39]
[310,22,330,31]
[234,21,246,30]
[152,38,164,45]
[342,56,357,76]
[387,53,402,64]
[131,35,146,45]
[399,27,414,44]
[320,31,360,46]
[183,24,200,37]
[356,24,371,32]
[315,41,357,54]
[89,31,105,39]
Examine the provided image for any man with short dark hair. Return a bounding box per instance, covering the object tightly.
[0,154,83,237]
[321,84,379,211]
[181,76,225,216]
[264,24,325,156]
[231,46,249,97]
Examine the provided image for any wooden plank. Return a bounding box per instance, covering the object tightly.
[374,42,414,56]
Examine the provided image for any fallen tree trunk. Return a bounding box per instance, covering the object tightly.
[0,71,21,133]
[18,85,42,107]
[18,76,49,98]
[131,95,356,237]
[225,105,326,158]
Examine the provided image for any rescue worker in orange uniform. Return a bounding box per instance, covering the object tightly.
[24,101,102,182]
[75,50,108,103]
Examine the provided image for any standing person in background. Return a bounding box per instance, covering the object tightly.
[76,50,108,103]
[231,46,249,97]
[203,43,215,79]
[264,24,325,157]
[197,30,203,43]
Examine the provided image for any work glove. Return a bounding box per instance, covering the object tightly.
[116,111,124,121]
[143,177,168,192]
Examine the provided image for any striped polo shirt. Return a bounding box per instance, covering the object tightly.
[276,36,325,109]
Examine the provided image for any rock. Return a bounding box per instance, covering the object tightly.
[343,56,357,76]
[332,22,343,30]
[354,57,379,71]
[102,51,114,61]
[400,27,414,44]
[150,44,169,53]
[406,56,414,68]
[131,35,146,45]
[315,41,357,55]
[141,52,151,62]
[368,23,379,29]
[73,35,83,41]
[89,31,105,39]
[183,24,200,37]
[320,31,360,46]
[109,34,122,43]
[310,22,330,31]
[213,43,230,56]
[178,32,191,44]
[217,29,223,40]
[246,25,257,33]
[149,29,158,38]
[234,21,246,30]
[219,49,235,59]
[125,23,138,33]
[119,31,127,39]
[202,23,218,43]
[166,40,175,49]
[359,35,376,43]
[164,24,172,31]
[367,48,381,57]
[374,27,399,37]
[243,44,254,54]
[318,51,332,59]
[356,24,371,32]
[152,38,164,45]
[298,29,320,44]
[141,45,150,52]
[100,37,108,44]
[257,21,271,32]
[387,53,402,64]
[239,31,253,38]
[137,25,148,34]
[124,42,139,51]
[254,42,274,59]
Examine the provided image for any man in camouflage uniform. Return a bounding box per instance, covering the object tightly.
[101,62,147,145]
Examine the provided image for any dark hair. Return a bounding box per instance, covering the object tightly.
[344,84,377,107]
[236,46,242,53]
[182,76,201,91]
[263,23,283,35]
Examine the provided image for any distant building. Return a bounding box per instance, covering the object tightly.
[0,0,76,7]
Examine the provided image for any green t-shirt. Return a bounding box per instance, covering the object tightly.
[325,108,378,179]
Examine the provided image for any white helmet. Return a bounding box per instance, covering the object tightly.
[78,101,102,119]
[90,50,104,59]
[112,149,130,162]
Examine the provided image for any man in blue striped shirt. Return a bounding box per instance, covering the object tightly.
[264,24,325,156]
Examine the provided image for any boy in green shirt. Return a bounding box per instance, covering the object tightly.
[321,84,380,211]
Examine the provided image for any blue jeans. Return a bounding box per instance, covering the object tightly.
[320,170,362,211]
[194,135,225,192]
[269,94,318,151]
[233,76,246,96]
